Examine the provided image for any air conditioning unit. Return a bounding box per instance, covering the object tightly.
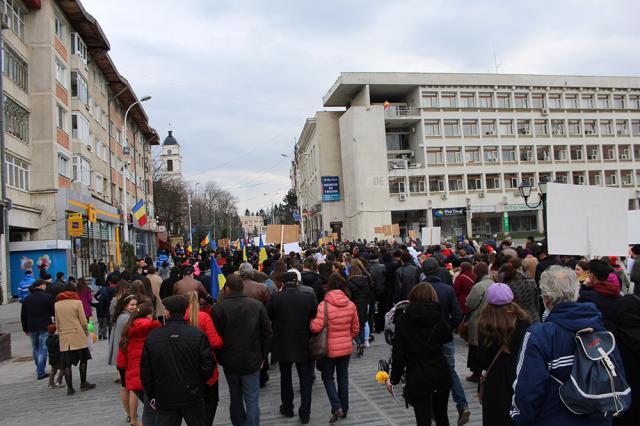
[553,129,561,135]
[441,193,448,200]
[399,193,407,201]
[479,192,486,198]
[542,108,550,116]
[485,131,495,136]
[585,130,594,135]
[621,154,628,160]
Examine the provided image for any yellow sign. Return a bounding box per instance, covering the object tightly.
[87,204,97,223]
[68,213,83,237]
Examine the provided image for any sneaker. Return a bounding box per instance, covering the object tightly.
[47,383,54,389]
[80,382,96,391]
[364,340,370,348]
[457,407,471,426]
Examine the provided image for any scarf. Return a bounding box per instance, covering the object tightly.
[590,273,621,298]
[56,291,80,302]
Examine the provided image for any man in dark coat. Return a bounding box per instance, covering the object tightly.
[368,254,387,332]
[21,279,54,380]
[300,257,324,302]
[213,275,272,426]
[267,272,316,423]
[394,252,421,302]
[140,295,213,425]
[46,273,66,298]
[578,259,622,330]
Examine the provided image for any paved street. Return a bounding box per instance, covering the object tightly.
[0,301,482,425]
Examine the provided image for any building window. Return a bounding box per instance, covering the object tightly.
[443,120,459,136]
[467,175,482,190]
[483,147,499,163]
[460,93,475,108]
[54,14,65,41]
[534,120,548,136]
[3,44,27,92]
[166,159,173,172]
[71,113,90,145]
[386,133,409,150]
[581,94,594,109]
[94,174,104,193]
[426,149,443,165]
[462,120,478,136]
[499,120,513,135]
[465,148,481,163]
[617,120,629,136]
[614,95,625,109]
[630,95,640,109]
[481,120,495,136]
[497,93,511,108]
[441,93,457,108]
[532,94,545,108]
[58,154,69,178]
[5,153,29,191]
[446,148,462,164]
[514,93,528,108]
[479,93,493,108]
[568,120,581,135]
[429,176,445,192]
[71,71,89,105]
[597,95,610,109]
[548,94,561,108]
[424,120,440,136]
[55,58,67,88]
[584,119,597,135]
[600,120,613,136]
[167,149,173,155]
[5,0,25,39]
[631,120,640,136]
[448,176,464,191]
[72,155,90,185]
[70,33,88,64]
[102,142,108,161]
[423,92,438,107]
[486,174,500,189]
[409,176,425,193]
[551,119,565,135]
[4,95,28,143]
[502,146,517,162]
[517,120,531,135]
[56,104,66,131]
[565,94,578,109]
[388,177,405,194]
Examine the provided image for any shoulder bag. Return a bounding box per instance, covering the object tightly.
[478,346,504,404]
[309,301,329,360]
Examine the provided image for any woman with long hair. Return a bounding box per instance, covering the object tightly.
[499,261,540,324]
[140,277,157,317]
[117,302,160,426]
[110,280,131,318]
[75,277,94,320]
[477,283,530,426]
[347,264,372,356]
[388,283,452,426]
[130,280,152,306]
[271,260,288,291]
[185,291,223,425]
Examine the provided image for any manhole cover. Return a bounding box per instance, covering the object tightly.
[13,356,32,362]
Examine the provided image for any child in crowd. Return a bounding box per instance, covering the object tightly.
[45,324,64,388]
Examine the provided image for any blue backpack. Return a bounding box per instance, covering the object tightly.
[552,328,631,419]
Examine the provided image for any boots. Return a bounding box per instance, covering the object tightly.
[80,382,96,391]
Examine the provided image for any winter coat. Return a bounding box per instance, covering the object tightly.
[511,301,626,426]
[77,288,93,318]
[159,276,178,300]
[140,318,214,410]
[506,273,540,324]
[390,302,452,404]
[173,276,213,306]
[46,333,61,367]
[45,281,65,299]
[478,319,529,426]
[185,311,223,385]
[423,273,462,330]
[212,293,272,375]
[310,290,359,358]
[453,272,475,314]
[534,256,560,285]
[54,292,88,351]
[394,264,421,302]
[117,318,162,391]
[18,274,35,302]
[369,262,387,297]
[147,273,164,318]
[268,285,317,363]
[301,271,325,302]
[348,275,372,325]
[578,280,622,330]
[437,267,453,285]
[613,295,640,426]
[218,279,271,306]
[94,285,115,319]
[109,312,130,365]
[465,275,494,346]
[20,288,54,332]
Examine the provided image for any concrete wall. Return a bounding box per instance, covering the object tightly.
[316,112,345,235]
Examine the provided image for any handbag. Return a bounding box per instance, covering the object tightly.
[478,346,504,404]
[308,301,329,360]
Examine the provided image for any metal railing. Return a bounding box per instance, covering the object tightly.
[384,106,420,118]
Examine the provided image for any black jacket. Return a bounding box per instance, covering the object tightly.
[437,267,453,285]
[94,285,115,319]
[267,286,317,363]
[394,264,421,303]
[578,287,621,331]
[140,318,214,410]
[348,275,372,325]
[422,274,463,330]
[390,302,452,403]
[300,271,324,302]
[20,288,54,332]
[534,256,560,284]
[369,262,387,297]
[159,276,178,300]
[212,293,272,375]
[46,333,60,367]
[613,294,640,426]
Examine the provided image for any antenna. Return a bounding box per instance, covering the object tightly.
[493,49,502,73]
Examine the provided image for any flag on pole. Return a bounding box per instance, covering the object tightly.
[258,235,267,271]
[131,199,147,226]
[240,239,247,262]
[201,232,211,247]
[186,243,192,255]
[210,240,218,250]
[210,258,226,301]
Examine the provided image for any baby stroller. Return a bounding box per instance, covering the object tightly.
[379,300,410,406]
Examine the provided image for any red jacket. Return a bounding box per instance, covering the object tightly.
[453,272,476,314]
[116,318,161,391]
[185,310,223,385]
[310,290,359,358]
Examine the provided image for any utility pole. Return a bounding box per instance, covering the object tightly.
[187,192,193,246]
[0,16,9,304]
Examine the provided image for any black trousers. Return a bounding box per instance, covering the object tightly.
[204,382,219,426]
[157,400,205,426]
[279,361,313,418]
[412,388,450,426]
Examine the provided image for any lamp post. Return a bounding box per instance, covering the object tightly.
[518,176,549,243]
[121,96,151,243]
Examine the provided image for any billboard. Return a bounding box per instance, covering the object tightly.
[321,176,340,202]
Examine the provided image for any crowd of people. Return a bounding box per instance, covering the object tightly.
[16,236,640,425]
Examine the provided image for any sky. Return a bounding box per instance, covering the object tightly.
[82,0,640,214]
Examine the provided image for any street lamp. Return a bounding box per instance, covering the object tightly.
[122,96,151,243]
[518,176,549,243]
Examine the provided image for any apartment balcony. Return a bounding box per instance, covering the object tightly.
[384,105,421,126]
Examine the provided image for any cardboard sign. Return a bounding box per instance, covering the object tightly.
[331,233,338,241]
[265,224,300,244]
[383,225,392,236]
[391,224,400,236]
[408,230,417,239]
[374,226,384,234]
[217,238,230,249]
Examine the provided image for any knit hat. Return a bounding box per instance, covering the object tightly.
[162,295,189,315]
[422,257,439,275]
[486,283,513,306]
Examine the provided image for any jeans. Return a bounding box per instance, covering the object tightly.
[321,355,350,414]
[134,390,158,426]
[225,368,260,426]
[443,340,468,410]
[29,331,48,377]
[355,324,366,346]
[412,388,450,426]
[279,361,312,419]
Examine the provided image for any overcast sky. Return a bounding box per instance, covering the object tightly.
[82,0,640,214]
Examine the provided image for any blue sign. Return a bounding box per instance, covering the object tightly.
[321,176,340,202]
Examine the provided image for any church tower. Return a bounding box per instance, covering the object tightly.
[160,130,182,178]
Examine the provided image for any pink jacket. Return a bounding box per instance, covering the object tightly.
[310,290,359,358]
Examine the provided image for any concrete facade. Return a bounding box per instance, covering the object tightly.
[295,72,640,241]
[1,0,159,301]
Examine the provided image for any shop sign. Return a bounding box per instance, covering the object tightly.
[503,204,541,212]
[68,213,83,237]
[321,176,340,202]
[433,208,465,217]
[503,212,510,233]
[87,204,97,223]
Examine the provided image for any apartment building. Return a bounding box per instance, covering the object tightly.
[3,0,159,300]
[294,72,640,242]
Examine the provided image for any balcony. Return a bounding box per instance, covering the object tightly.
[384,105,421,126]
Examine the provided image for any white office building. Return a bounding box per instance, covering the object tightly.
[294,72,640,241]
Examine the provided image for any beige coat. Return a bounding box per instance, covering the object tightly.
[55,299,88,351]
[147,273,165,317]
[464,275,494,346]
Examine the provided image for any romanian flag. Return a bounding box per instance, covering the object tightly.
[383,100,391,110]
[210,258,226,301]
[258,235,267,271]
[240,239,247,262]
[131,199,147,226]
[201,232,211,247]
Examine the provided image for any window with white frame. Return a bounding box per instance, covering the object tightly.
[497,93,511,108]
[462,120,478,136]
[460,93,475,108]
[514,93,528,108]
[517,120,531,135]
[600,120,613,135]
[424,120,440,136]
[441,93,457,108]
[54,14,66,41]
[565,94,578,109]
[534,120,548,135]
[56,104,66,131]
[94,174,104,193]
[617,120,629,136]
[70,33,88,64]
[423,92,438,107]
[568,120,581,135]
[72,155,90,185]
[630,95,640,109]
[499,120,514,135]
[443,120,459,136]
[465,148,481,163]
[532,94,545,108]
[613,95,625,109]
[5,0,25,39]
[5,153,29,191]
[71,71,89,105]
[55,58,67,88]
[548,94,562,108]
[448,176,464,191]
[481,120,495,136]
[4,95,29,143]
[426,149,443,165]
[597,95,610,109]
[551,119,565,135]
[479,93,493,108]
[71,113,90,145]
[58,153,69,178]
[581,94,594,109]
[3,44,27,91]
